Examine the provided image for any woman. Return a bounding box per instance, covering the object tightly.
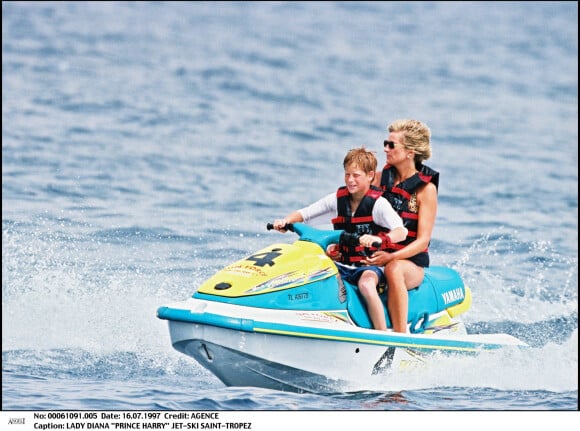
[367,119,439,333]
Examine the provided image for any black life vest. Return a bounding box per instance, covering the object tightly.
[379,164,439,267]
[331,185,390,266]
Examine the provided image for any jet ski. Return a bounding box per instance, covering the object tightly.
[157,223,528,393]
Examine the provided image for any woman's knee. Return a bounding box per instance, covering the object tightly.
[384,260,405,278]
[384,261,424,289]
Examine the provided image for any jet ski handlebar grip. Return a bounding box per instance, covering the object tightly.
[266,223,294,231]
[340,232,382,249]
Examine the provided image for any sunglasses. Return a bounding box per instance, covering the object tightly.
[383,140,402,149]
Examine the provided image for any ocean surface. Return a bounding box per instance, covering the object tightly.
[2,0,578,425]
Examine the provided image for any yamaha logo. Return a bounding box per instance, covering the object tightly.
[442,287,464,304]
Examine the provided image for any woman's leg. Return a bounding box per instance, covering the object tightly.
[384,260,424,333]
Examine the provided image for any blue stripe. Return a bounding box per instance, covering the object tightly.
[157,307,255,331]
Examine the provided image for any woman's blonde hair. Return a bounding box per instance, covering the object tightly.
[388,119,432,162]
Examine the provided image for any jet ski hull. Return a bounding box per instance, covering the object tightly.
[159,298,526,393]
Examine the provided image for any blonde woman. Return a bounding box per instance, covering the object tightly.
[367,119,439,333]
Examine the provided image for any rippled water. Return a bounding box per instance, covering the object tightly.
[2,0,577,424]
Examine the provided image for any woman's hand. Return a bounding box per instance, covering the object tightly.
[361,250,391,266]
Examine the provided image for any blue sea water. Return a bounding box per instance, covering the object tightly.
[2,0,578,425]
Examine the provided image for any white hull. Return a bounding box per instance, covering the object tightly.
[161,298,527,393]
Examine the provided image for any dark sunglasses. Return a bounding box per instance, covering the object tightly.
[383,140,401,149]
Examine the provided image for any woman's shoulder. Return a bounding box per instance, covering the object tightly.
[417,181,438,204]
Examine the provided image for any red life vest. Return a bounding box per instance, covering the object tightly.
[379,164,439,267]
[331,185,391,266]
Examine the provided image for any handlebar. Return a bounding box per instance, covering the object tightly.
[341,231,382,249]
[266,222,294,232]
[267,222,380,249]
